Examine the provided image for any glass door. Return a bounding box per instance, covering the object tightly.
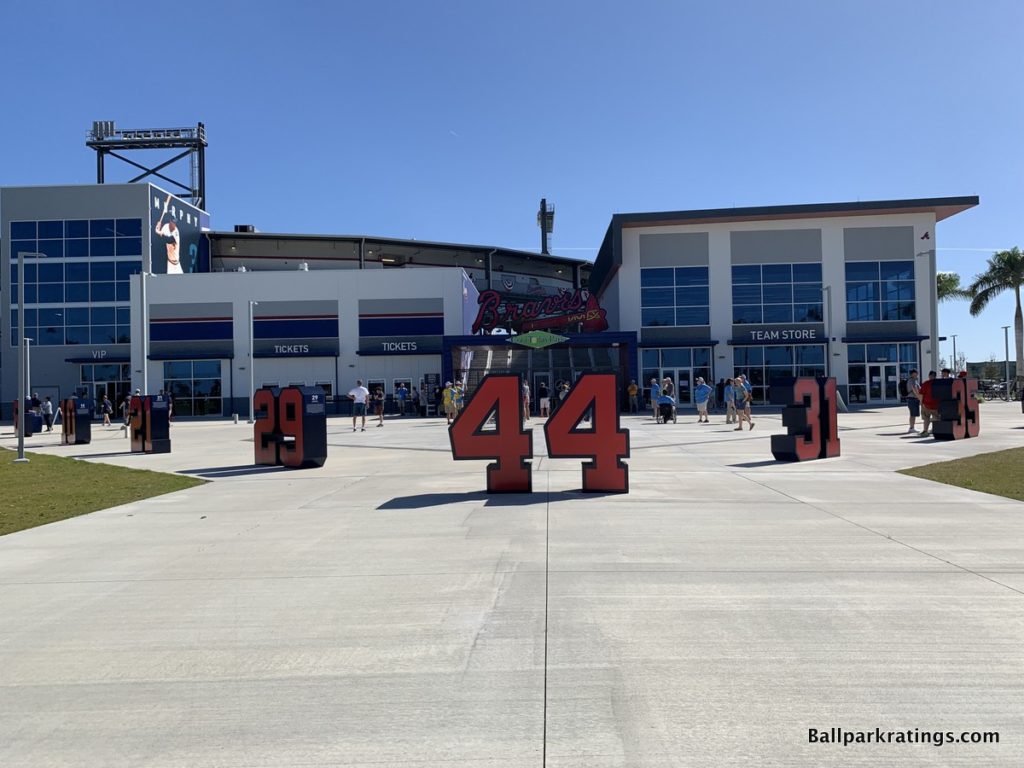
[868,364,899,403]
[661,368,692,403]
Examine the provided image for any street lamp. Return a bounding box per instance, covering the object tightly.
[822,284,834,376]
[15,251,43,463]
[951,334,958,371]
[247,300,259,423]
[1003,325,1011,395]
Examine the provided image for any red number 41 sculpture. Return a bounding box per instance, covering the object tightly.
[449,373,630,493]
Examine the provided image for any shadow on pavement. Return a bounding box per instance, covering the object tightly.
[180,464,292,478]
[379,489,625,509]
[729,459,782,468]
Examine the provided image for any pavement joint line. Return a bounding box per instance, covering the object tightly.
[542,469,551,768]
[739,474,1024,598]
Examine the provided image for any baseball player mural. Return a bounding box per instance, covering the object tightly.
[150,189,209,274]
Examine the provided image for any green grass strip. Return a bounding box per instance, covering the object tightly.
[898,446,1024,502]
[0,451,206,536]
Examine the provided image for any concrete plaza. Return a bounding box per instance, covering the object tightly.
[1,401,1022,767]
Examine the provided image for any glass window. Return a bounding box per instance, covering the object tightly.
[66,239,90,258]
[91,326,116,344]
[91,238,115,257]
[38,239,64,259]
[91,261,115,281]
[847,303,877,322]
[116,307,131,326]
[66,220,89,238]
[163,361,192,379]
[91,307,116,325]
[792,263,822,282]
[845,261,915,321]
[66,283,90,302]
[641,349,659,368]
[676,307,710,325]
[116,237,142,256]
[66,324,91,344]
[67,308,89,325]
[762,264,791,283]
[38,220,63,238]
[116,283,131,301]
[193,360,222,378]
[90,283,116,301]
[675,286,707,306]
[793,284,822,302]
[115,261,142,280]
[763,305,793,323]
[796,345,825,365]
[661,348,691,367]
[11,240,37,260]
[762,284,792,304]
[733,305,762,324]
[732,265,760,284]
[848,344,866,363]
[10,221,36,239]
[641,287,673,306]
[90,219,116,237]
[693,348,710,367]
[794,304,823,323]
[763,346,793,366]
[641,307,674,326]
[845,262,879,281]
[38,308,63,326]
[38,285,63,303]
[66,262,89,281]
[867,344,897,362]
[675,266,708,286]
[38,262,63,282]
[115,219,142,237]
[732,284,761,304]
[880,261,913,280]
[640,268,673,287]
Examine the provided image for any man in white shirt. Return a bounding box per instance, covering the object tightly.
[154,193,183,274]
[348,379,370,432]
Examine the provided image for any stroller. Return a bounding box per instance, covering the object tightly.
[656,395,677,424]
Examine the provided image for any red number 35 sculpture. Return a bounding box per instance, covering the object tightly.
[449,373,630,493]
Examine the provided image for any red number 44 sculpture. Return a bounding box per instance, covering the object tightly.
[449,373,630,493]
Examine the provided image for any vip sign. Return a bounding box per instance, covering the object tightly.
[449,374,629,493]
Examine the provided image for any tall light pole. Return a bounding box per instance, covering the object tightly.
[1003,325,1011,395]
[951,334,958,371]
[823,284,833,376]
[247,300,258,423]
[15,252,42,463]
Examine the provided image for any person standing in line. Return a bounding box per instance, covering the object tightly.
[42,396,54,431]
[649,378,661,420]
[724,378,737,424]
[905,369,922,434]
[918,370,939,437]
[348,378,370,432]
[396,382,408,417]
[538,381,550,418]
[693,377,713,424]
[373,387,385,427]
[627,380,639,414]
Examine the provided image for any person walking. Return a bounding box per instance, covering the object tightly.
[918,370,939,437]
[649,378,661,420]
[396,382,408,416]
[348,379,369,432]
[733,377,754,431]
[42,396,54,431]
[373,387,385,427]
[905,369,922,434]
[724,378,737,424]
[538,381,550,417]
[101,395,113,426]
[442,381,457,424]
[693,377,713,424]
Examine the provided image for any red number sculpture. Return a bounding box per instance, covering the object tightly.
[933,378,981,441]
[771,377,841,462]
[449,375,533,493]
[543,373,629,493]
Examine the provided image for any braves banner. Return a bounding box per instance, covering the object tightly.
[471,288,608,335]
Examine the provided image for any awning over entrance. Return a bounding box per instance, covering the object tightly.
[841,335,929,343]
[65,356,130,363]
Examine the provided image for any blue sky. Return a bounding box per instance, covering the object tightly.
[3,1,1020,363]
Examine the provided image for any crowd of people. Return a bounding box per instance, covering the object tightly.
[643,375,755,430]
[902,367,966,437]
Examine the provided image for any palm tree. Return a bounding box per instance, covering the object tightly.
[967,247,1024,390]
[937,272,970,302]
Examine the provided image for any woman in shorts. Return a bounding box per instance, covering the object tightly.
[373,387,385,427]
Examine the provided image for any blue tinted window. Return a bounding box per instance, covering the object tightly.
[66,262,89,281]
[733,305,762,324]
[735,346,764,366]
[116,307,131,326]
[661,348,691,367]
[116,283,131,301]
[847,303,878,322]
[793,284,822,302]
[641,349,659,367]
[66,238,89,258]
[641,307,674,326]
[763,305,793,323]
[732,265,760,284]
[23,285,37,302]
[115,219,142,237]
[38,220,63,238]
[38,262,63,282]
[91,238,115,257]
[38,284,63,303]
[675,286,708,306]
[115,261,142,280]
[40,308,63,326]
[641,287,673,307]
[66,308,89,325]
[91,326,116,344]
[845,262,878,281]
[693,348,710,367]
[797,345,825,365]
[164,361,192,379]
[91,283,116,301]
[91,307,116,325]
[792,263,822,282]
[640,268,673,287]
[847,282,875,302]
[732,284,761,304]
[37,239,64,259]
[66,327,91,344]
[91,261,115,281]
[39,326,64,345]
[762,284,792,304]
[676,306,709,325]
[116,237,142,256]
[11,221,36,239]
[194,361,222,378]
[11,240,37,259]
[90,219,116,237]
[117,328,131,344]
[880,261,914,280]
[66,220,89,238]
[762,264,791,283]
[675,266,708,286]
[764,346,793,365]
[794,304,823,322]
[65,283,90,302]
